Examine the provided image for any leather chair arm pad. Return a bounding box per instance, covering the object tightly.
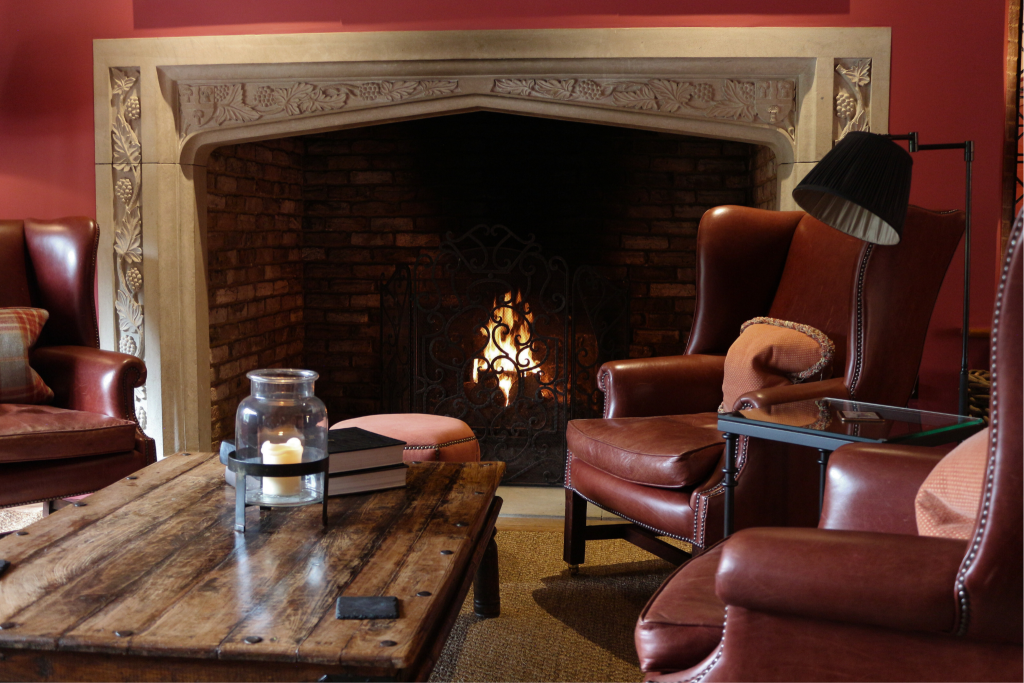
[599,354,726,418]
[732,376,849,411]
[716,528,967,633]
[820,443,949,535]
[31,346,146,421]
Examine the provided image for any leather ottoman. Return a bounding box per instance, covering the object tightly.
[329,413,480,462]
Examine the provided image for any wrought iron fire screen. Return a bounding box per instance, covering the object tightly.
[381,224,629,485]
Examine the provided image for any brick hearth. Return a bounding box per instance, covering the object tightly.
[206,113,773,443]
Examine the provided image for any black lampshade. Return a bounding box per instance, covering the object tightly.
[792,131,913,245]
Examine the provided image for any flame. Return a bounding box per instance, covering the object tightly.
[472,290,539,406]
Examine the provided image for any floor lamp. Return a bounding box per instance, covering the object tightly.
[792,130,974,416]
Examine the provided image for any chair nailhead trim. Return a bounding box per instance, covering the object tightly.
[403,435,478,450]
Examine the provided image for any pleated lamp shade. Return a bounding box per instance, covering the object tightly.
[792,131,913,245]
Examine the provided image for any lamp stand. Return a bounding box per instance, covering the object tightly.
[886,133,973,416]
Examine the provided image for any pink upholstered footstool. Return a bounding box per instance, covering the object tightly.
[329,413,480,462]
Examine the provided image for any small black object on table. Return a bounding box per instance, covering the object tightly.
[716,398,986,537]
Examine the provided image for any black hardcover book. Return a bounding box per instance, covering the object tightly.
[327,427,407,474]
[327,427,405,454]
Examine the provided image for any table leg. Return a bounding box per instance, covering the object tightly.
[473,529,500,618]
[722,433,738,538]
[817,448,831,517]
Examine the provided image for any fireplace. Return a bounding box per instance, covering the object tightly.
[204,113,771,482]
[91,28,891,456]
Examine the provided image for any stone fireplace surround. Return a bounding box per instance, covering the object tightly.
[93,27,890,457]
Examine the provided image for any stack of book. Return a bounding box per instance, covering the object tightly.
[222,427,408,496]
[325,427,407,495]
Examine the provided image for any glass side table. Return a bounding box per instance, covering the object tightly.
[716,398,985,537]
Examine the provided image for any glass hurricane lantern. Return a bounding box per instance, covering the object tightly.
[230,369,329,531]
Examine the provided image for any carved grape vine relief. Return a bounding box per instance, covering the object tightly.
[834,59,871,143]
[490,78,796,137]
[110,67,148,430]
[178,79,460,137]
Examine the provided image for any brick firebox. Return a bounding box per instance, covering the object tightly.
[206,113,775,444]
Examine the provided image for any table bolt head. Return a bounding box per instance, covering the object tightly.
[473,491,484,495]
[0,622,16,630]
[243,636,263,644]
[380,640,397,647]
[181,452,191,456]
[72,502,87,508]
[440,550,453,556]
[114,630,133,638]
[416,591,432,597]
[455,522,467,527]
[126,476,138,480]
[15,531,27,536]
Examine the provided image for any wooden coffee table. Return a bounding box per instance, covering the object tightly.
[0,452,504,681]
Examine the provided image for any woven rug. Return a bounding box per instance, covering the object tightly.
[432,530,681,682]
[0,509,677,682]
[0,506,43,534]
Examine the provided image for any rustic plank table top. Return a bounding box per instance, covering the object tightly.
[0,452,504,682]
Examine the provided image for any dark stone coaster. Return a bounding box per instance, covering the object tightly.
[335,596,399,620]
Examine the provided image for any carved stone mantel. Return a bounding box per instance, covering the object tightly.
[93,27,891,456]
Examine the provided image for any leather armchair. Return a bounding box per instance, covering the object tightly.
[565,205,965,565]
[634,213,1023,681]
[0,218,155,509]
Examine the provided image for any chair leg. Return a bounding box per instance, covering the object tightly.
[563,488,588,571]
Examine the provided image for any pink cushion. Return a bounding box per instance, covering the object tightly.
[0,308,53,404]
[721,317,834,412]
[329,413,480,462]
[915,427,989,540]
[0,404,138,463]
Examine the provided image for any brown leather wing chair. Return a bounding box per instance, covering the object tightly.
[564,205,964,566]
[634,211,1023,682]
[0,217,155,510]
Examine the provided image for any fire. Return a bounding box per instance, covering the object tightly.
[472,290,540,406]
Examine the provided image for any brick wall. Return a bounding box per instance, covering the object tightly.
[752,145,778,210]
[206,139,306,443]
[205,113,769,436]
[299,114,760,421]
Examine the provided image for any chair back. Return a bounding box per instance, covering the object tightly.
[767,214,865,372]
[0,217,100,349]
[844,206,964,405]
[956,212,1022,643]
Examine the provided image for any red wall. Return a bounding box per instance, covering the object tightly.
[0,0,1009,412]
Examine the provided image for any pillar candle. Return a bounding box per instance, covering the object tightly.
[261,437,303,496]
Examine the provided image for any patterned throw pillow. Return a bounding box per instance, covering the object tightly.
[720,317,835,413]
[0,308,53,404]
[915,427,989,540]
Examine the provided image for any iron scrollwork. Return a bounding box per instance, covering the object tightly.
[382,224,629,485]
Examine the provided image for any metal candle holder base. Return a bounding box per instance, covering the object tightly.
[227,449,330,532]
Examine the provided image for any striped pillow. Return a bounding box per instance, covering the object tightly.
[0,308,53,404]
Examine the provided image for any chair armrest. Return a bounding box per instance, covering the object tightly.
[31,345,146,421]
[732,376,849,410]
[716,527,966,634]
[598,354,725,418]
[820,442,950,534]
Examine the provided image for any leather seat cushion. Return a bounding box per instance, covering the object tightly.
[567,413,724,488]
[635,543,726,673]
[0,404,138,463]
[329,413,480,462]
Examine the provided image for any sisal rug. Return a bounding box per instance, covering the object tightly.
[431,530,681,682]
[0,506,43,534]
[0,511,677,682]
